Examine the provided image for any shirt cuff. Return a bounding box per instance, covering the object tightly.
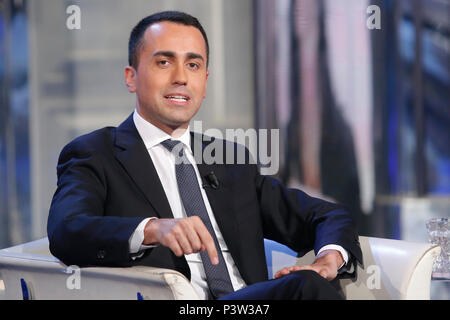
[129,217,158,259]
[316,244,349,271]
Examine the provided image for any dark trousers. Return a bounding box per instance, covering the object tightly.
[219,270,343,300]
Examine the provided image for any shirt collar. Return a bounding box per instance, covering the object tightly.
[133,109,191,151]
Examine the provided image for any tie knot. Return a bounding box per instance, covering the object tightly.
[161,139,184,156]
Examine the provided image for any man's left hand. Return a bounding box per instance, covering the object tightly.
[273,249,344,281]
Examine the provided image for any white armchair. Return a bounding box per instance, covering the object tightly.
[265,236,441,300]
[0,236,440,300]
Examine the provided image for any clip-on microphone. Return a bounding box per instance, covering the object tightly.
[203,171,220,189]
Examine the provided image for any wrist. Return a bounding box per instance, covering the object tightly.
[315,249,344,270]
[143,218,159,245]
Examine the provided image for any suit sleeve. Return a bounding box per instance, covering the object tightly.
[47,139,144,267]
[254,166,363,269]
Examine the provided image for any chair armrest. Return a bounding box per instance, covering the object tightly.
[344,236,440,300]
[0,238,200,300]
[265,236,441,300]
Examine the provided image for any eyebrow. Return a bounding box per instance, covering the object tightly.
[152,50,205,62]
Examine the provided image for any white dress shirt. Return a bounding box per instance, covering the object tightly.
[128,109,348,299]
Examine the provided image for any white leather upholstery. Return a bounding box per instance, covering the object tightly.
[265,236,441,300]
[0,238,199,300]
[0,236,440,300]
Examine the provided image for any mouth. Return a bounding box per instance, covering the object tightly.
[164,94,190,105]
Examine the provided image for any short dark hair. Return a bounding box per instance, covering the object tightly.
[128,11,210,69]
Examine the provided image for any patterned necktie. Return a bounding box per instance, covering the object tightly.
[161,139,234,299]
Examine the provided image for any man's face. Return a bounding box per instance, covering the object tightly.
[125,21,209,135]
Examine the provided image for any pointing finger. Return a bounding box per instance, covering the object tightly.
[192,217,219,265]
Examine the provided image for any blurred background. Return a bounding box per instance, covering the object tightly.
[0,0,448,298]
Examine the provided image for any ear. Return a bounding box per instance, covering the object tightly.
[203,70,209,99]
[124,66,137,93]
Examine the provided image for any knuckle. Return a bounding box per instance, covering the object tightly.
[174,249,183,257]
[193,243,202,251]
[163,233,175,244]
[172,225,183,237]
[191,216,202,224]
[178,219,188,228]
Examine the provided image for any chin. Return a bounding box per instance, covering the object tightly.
[164,117,191,129]
[167,111,198,125]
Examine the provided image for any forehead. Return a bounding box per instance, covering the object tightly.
[141,21,207,58]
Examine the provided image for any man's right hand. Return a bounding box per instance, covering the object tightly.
[143,216,219,265]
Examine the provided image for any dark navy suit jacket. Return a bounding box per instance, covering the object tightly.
[47,114,363,285]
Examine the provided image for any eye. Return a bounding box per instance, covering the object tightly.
[187,62,200,70]
[157,60,170,67]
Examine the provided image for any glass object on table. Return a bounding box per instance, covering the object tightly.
[426,218,450,280]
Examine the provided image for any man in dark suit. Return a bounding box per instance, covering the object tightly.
[47,11,362,300]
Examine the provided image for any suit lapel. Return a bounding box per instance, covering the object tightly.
[114,114,173,219]
[191,133,241,264]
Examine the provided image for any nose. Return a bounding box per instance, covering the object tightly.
[172,63,187,86]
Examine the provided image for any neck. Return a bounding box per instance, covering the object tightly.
[136,109,188,138]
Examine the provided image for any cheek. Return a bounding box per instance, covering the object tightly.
[194,79,208,99]
[137,78,162,99]
[136,68,166,91]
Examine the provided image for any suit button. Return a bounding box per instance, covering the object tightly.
[97,250,106,259]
